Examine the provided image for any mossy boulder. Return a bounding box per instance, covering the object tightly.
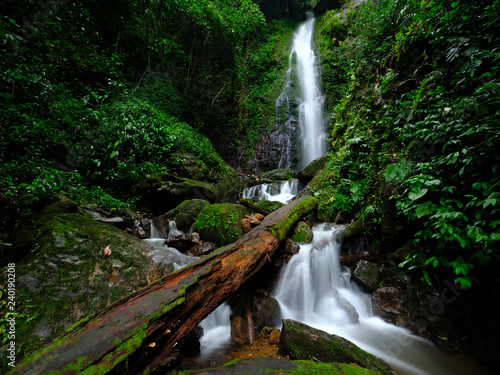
[1,210,176,369]
[255,199,285,213]
[296,154,329,184]
[289,221,314,244]
[279,319,395,375]
[193,203,250,246]
[170,357,384,374]
[214,173,250,203]
[165,199,210,232]
[131,173,216,215]
[260,168,296,181]
[352,260,381,292]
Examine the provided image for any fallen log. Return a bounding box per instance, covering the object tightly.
[10,195,317,375]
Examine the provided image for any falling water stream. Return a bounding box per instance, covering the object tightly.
[172,15,490,374]
[293,13,328,167]
[272,224,488,375]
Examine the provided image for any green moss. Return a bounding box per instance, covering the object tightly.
[192,203,249,246]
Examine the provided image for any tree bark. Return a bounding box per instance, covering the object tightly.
[10,195,316,375]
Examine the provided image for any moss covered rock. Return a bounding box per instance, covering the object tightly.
[193,203,250,246]
[279,319,395,375]
[171,357,384,374]
[352,260,381,292]
[260,168,296,181]
[255,199,285,213]
[1,210,176,368]
[296,154,329,184]
[214,173,250,203]
[289,221,314,244]
[131,174,216,215]
[165,199,210,232]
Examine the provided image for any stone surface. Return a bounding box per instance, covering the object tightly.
[170,357,383,374]
[193,203,250,246]
[296,154,329,184]
[165,199,210,232]
[4,210,176,365]
[260,168,296,181]
[279,319,395,375]
[352,260,381,292]
[131,174,216,215]
[289,221,313,244]
[251,294,281,331]
[214,173,250,203]
[165,233,201,252]
[372,287,411,328]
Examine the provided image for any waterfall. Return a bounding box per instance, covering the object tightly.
[270,14,327,170]
[293,14,328,167]
[242,179,302,204]
[273,224,482,375]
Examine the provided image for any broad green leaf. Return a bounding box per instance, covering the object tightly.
[409,188,428,201]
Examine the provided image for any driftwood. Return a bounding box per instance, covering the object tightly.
[10,195,316,375]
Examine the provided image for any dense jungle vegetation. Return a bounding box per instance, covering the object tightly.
[1,0,499,334]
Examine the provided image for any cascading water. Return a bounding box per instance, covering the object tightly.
[273,224,486,375]
[144,221,198,270]
[242,179,302,204]
[293,13,328,167]
[270,13,327,170]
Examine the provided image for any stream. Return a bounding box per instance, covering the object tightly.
[149,14,490,374]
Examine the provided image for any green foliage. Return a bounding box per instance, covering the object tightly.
[315,0,499,288]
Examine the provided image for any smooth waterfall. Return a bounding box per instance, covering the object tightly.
[242,179,302,204]
[273,224,477,375]
[293,14,327,167]
[270,14,327,169]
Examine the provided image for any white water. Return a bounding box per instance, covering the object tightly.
[273,224,484,375]
[242,179,302,204]
[199,303,233,358]
[292,14,328,167]
[144,221,198,270]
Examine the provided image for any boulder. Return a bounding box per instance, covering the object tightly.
[260,168,296,181]
[255,199,284,213]
[193,203,249,246]
[171,357,383,374]
[165,199,210,232]
[372,287,412,328]
[3,211,176,364]
[352,260,381,292]
[279,319,395,375]
[296,154,329,184]
[214,173,250,203]
[289,221,314,244]
[251,294,281,331]
[165,233,200,252]
[131,174,216,215]
[187,241,217,257]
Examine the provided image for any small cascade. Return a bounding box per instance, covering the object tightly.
[144,221,198,270]
[168,220,187,237]
[198,303,232,358]
[273,224,479,375]
[242,179,302,204]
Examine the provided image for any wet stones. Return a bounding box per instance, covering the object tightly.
[241,213,265,233]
